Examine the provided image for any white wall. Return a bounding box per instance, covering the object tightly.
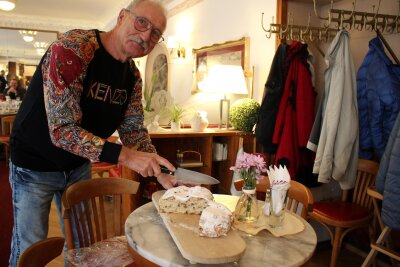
[161,0,277,124]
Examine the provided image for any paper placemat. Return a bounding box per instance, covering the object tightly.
[233,211,304,237]
[213,194,304,237]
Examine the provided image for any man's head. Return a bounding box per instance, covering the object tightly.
[115,0,167,59]
[0,70,5,76]
[9,78,17,88]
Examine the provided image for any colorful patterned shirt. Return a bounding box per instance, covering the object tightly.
[11,29,155,171]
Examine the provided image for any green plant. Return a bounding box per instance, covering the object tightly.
[143,72,158,112]
[229,98,260,131]
[168,104,186,123]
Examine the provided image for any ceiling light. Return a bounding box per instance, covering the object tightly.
[0,0,16,11]
[34,42,49,55]
[19,30,37,42]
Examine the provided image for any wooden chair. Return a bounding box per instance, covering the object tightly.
[362,187,400,266]
[62,177,139,265]
[17,237,64,267]
[91,161,119,178]
[309,159,379,267]
[0,115,16,164]
[233,175,314,220]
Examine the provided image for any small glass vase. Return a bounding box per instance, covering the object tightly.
[234,187,259,223]
[170,121,181,132]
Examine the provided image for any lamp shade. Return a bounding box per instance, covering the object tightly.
[0,0,16,11]
[198,65,248,95]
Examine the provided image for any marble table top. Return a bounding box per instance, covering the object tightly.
[125,195,317,267]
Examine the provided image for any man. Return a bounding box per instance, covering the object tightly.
[0,70,7,94]
[8,0,176,266]
[4,78,26,100]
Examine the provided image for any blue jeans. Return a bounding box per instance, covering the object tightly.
[8,160,91,267]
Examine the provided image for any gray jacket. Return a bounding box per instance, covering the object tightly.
[311,30,359,190]
[376,112,400,229]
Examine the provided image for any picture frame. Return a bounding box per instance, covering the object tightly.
[143,43,172,126]
[192,37,250,93]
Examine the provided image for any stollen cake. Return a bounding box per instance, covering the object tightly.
[199,201,233,237]
[159,186,213,214]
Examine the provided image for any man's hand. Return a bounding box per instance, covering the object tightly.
[156,174,201,189]
[156,173,177,189]
[118,146,175,181]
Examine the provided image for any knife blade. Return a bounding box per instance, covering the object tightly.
[160,166,220,185]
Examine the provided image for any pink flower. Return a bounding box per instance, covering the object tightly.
[230,152,267,182]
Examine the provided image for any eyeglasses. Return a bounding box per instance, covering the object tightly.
[124,9,164,44]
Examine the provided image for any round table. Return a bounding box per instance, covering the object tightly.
[125,195,317,267]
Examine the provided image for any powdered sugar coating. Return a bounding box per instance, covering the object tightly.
[199,202,233,237]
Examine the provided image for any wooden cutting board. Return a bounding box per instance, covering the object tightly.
[152,190,246,264]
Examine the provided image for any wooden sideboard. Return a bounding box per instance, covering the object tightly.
[121,129,257,218]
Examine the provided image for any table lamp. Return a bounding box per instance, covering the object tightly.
[198,65,248,129]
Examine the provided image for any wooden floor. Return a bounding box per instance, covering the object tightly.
[47,200,66,267]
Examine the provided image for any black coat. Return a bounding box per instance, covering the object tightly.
[255,43,287,153]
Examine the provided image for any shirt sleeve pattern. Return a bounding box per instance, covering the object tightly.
[42,29,107,162]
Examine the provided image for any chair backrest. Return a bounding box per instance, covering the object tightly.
[1,115,16,135]
[344,159,379,210]
[17,237,64,267]
[62,177,139,249]
[234,176,314,219]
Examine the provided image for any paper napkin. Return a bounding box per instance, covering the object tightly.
[266,165,291,213]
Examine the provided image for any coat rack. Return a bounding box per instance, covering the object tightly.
[261,0,400,43]
[314,0,400,33]
[261,13,338,43]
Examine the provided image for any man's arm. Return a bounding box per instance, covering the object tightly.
[42,33,107,163]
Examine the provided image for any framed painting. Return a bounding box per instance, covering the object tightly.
[192,37,250,93]
[143,43,172,125]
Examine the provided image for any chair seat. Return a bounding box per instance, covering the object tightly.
[66,236,134,266]
[313,201,370,221]
[92,161,114,168]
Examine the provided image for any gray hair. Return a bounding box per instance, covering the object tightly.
[127,0,167,18]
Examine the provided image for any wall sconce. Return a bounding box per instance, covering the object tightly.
[19,30,38,42]
[198,65,248,129]
[0,0,16,11]
[34,42,49,55]
[167,35,186,59]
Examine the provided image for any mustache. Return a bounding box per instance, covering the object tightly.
[128,37,149,52]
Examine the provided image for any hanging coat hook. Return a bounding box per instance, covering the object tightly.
[395,0,400,33]
[300,12,311,41]
[279,12,292,40]
[309,28,315,42]
[317,27,324,42]
[261,12,273,38]
[364,0,382,31]
[376,15,387,32]
[313,0,333,27]
[344,0,357,26]
[353,12,365,31]
[385,1,399,33]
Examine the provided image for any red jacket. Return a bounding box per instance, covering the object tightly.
[272,42,315,178]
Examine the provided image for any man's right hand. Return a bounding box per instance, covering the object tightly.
[118,146,176,181]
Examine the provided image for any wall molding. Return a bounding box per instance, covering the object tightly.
[0,13,99,33]
[167,0,203,18]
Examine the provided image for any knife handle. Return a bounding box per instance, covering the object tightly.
[160,165,175,175]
